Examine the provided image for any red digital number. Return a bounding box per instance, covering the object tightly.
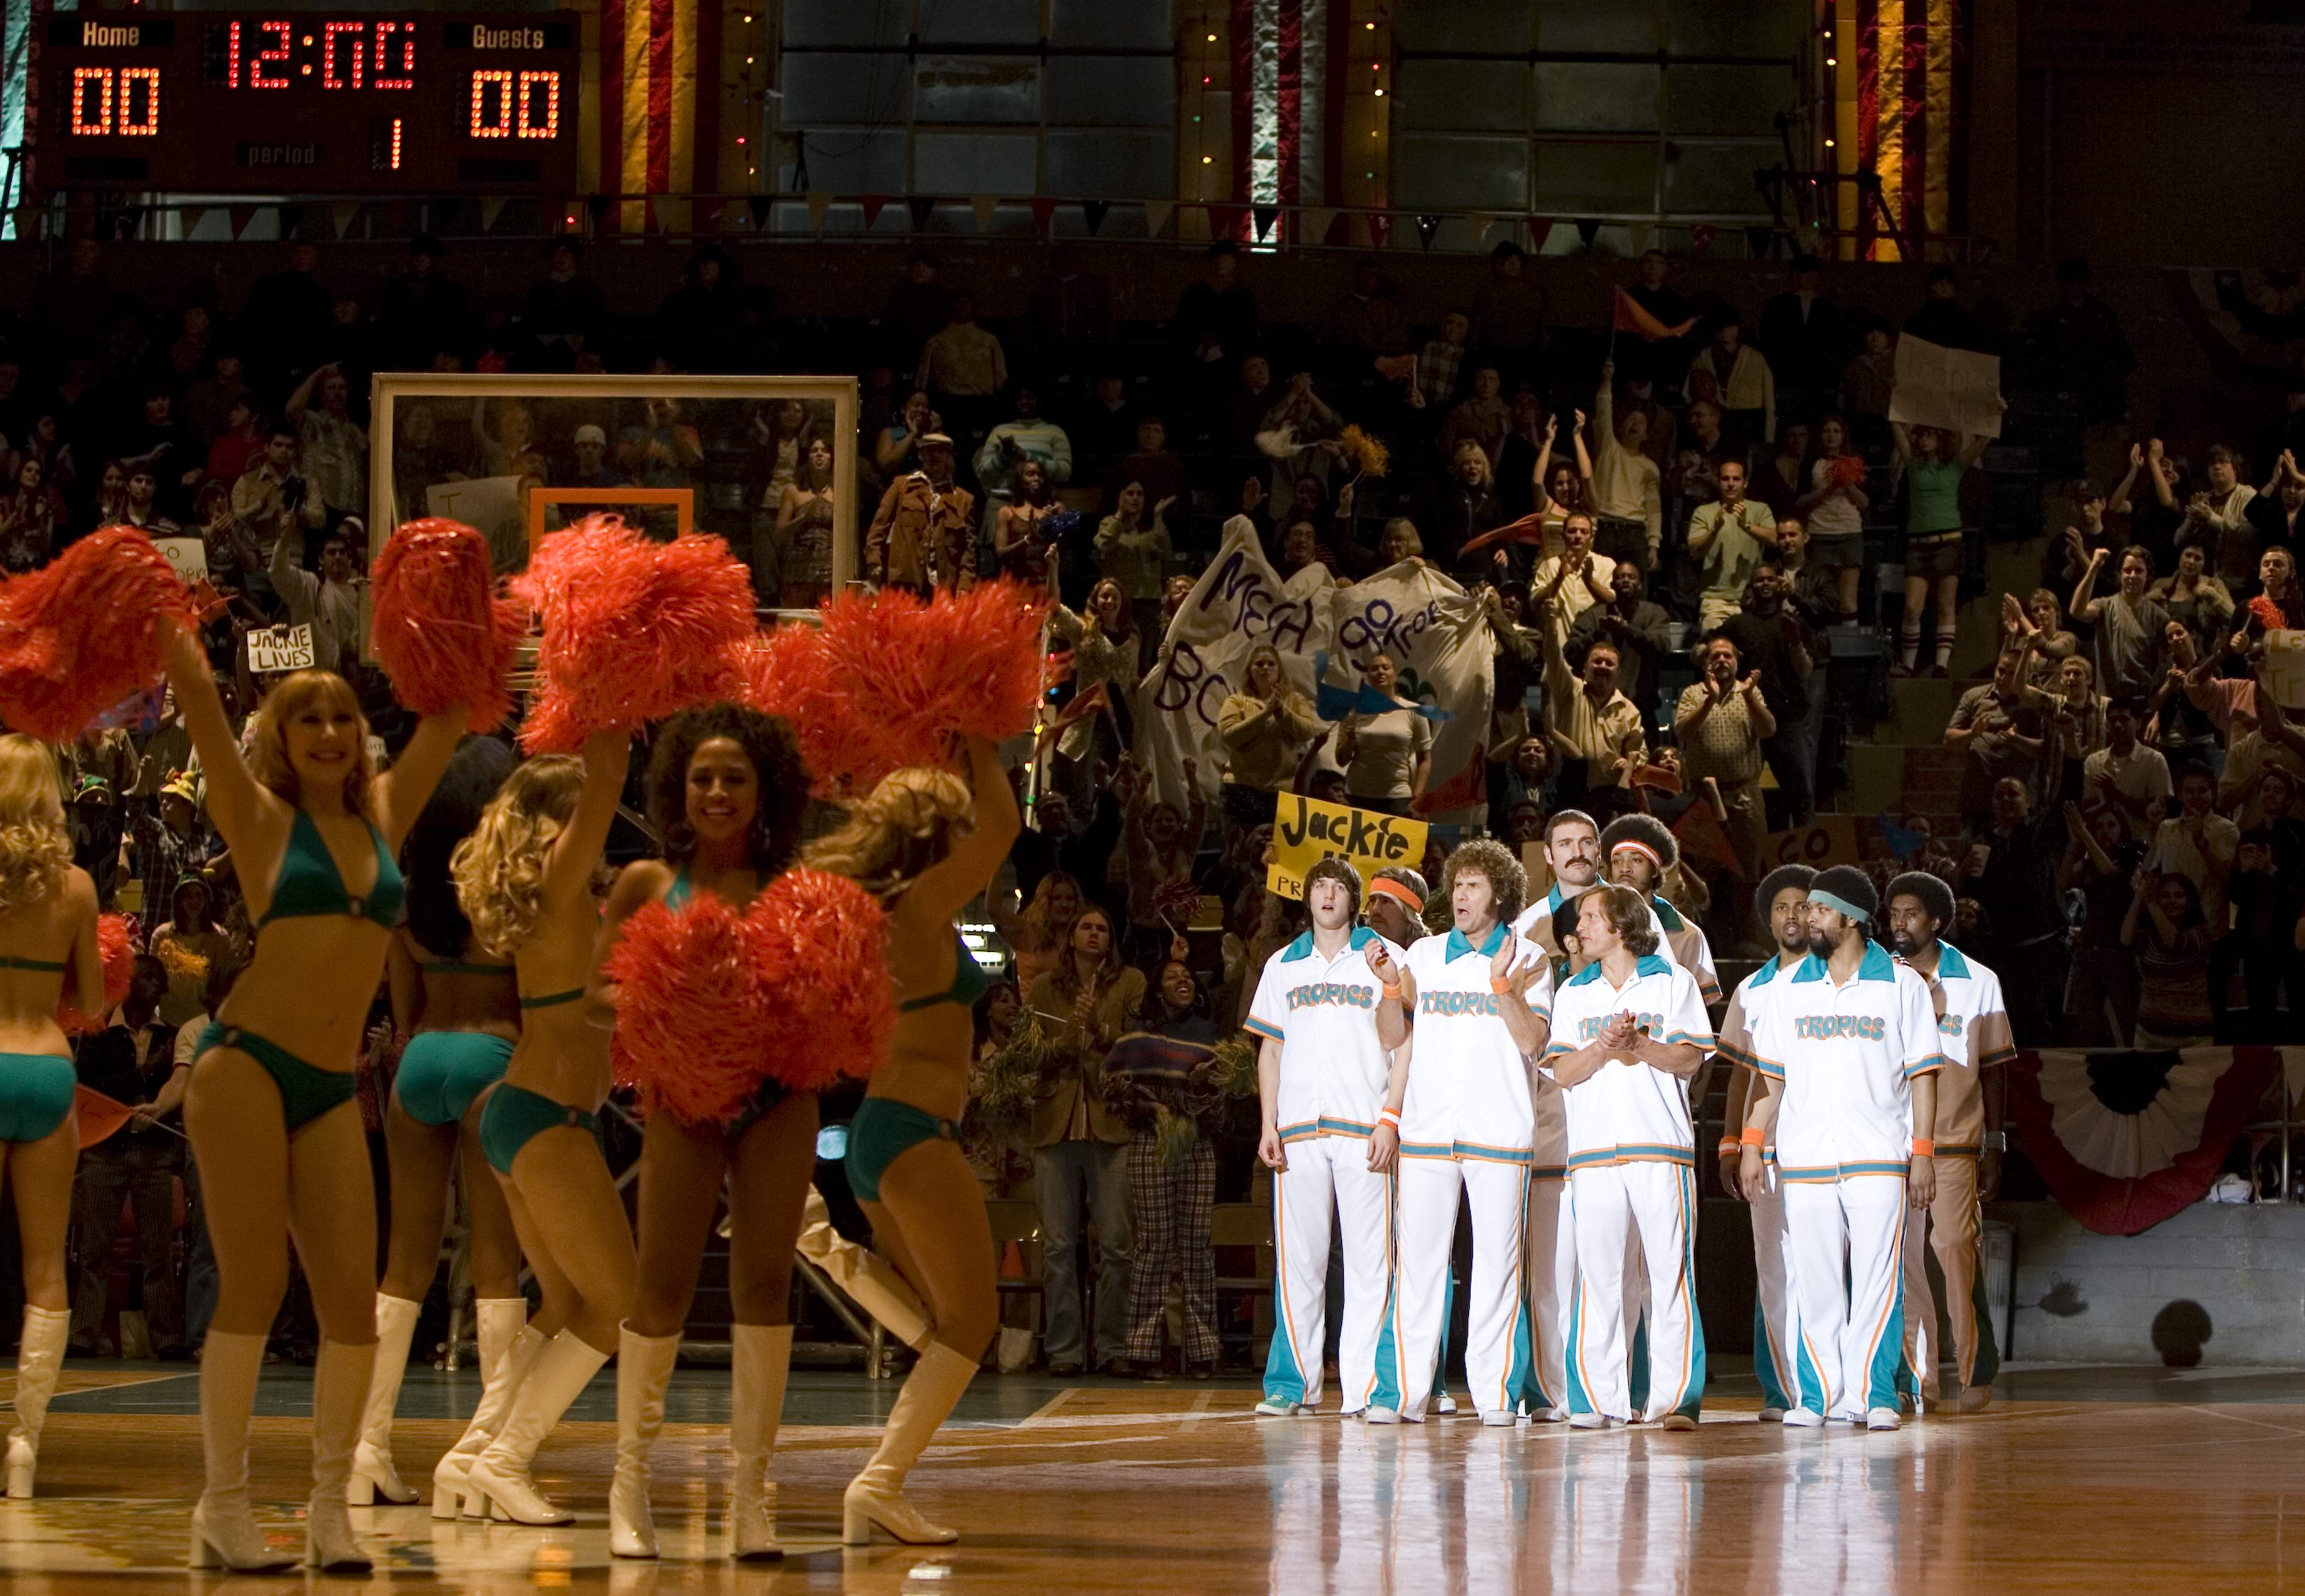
[70,67,113,134]
[251,19,291,89]
[119,68,160,135]
[323,22,365,90]
[373,21,415,90]
[470,69,512,138]
[227,20,240,89]
[519,71,560,138]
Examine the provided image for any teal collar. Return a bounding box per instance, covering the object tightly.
[1749,952,1802,990]
[1280,926,1380,963]
[1790,942,1897,984]
[1444,921,1511,961]
[1563,952,1673,988]
[1651,895,1685,932]
[1936,942,1973,980]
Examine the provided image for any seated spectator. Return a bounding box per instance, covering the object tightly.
[1794,412,1870,626]
[2234,547,2305,656]
[2061,800,2145,1046]
[915,292,1009,437]
[1685,458,1778,629]
[993,459,1062,585]
[1216,646,1321,835]
[2177,445,2257,594]
[2150,763,2239,928]
[874,389,941,483]
[204,397,264,491]
[1544,638,1646,800]
[0,454,65,572]
[1685,317,1776,450]
[2218,693,2305,821]
[1318,256,1409,359]
[180,350,249,450]
[1770,517,1836,626]
[1592,362,1663,569]
[1758,421,1811,515]
[148,874,231,1029]
[2051,483,2117,594]
[2080,700,2170,845]
[1891,421,1991,678]
[1336,653,1431,818]
[2007,588,2080,691]
[1102,416,1190,521]
[1945,646,2046,835]
[2146,620,2223,774]
[2071,544,2173,706]
[2123,870,2215,1048]
[567,424,629,490]
[1568,560,1672,720]
[118,464,176,534]
[975,385,1074,537]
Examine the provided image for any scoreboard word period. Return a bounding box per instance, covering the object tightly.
[41,12,580,195]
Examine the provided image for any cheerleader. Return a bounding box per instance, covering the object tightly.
[593,703,815,1560]
[449,733,635,1522]
[808,735,1020,1543]
[158,624,471,1572]
[354,736,532,1511]
[0,734,106,1499]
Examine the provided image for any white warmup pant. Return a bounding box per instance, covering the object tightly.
[1523,1176,1577,1416]
[1749,1159,1798,1413]
[1565,1163,1704,1423]
[1784,1175,1908,1419]
[1262,1136,1396,1413]
[1383,1156,1532,1421]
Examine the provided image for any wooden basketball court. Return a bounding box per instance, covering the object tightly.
[0,1360,2298,1591]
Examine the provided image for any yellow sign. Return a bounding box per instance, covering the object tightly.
[1266,793,1429,901]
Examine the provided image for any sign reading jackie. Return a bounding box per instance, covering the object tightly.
[1266,793,1429,902]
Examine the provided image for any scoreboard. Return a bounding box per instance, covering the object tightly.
[38,13,581,194]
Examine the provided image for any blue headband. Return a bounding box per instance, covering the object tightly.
[1808,888,1872,925]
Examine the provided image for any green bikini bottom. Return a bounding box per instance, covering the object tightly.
[479,1082,599,1176]
[395,1032,516,1127]
[845,1096,955,1201]
[0,1054,78,1143]
[196,1022,358,1133]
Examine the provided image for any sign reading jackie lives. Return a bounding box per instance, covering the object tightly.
[37,12,579,194]
[1266,793,1429,901]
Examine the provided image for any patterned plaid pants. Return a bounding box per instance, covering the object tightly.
[1125,1132,1220,1364]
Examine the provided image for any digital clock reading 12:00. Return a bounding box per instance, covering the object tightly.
[39,12,580,195]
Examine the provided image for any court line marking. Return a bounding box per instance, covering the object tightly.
[1018,1389,1077,1428]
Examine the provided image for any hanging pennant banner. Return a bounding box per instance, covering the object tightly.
[1527,216,1554,252]
[907,195,938,230]
[479,197,509,234]
[1030,196,1058,236]
[806,191,833,230]
[1082,199,1111,235]
[1208,203,1244,241]
[1627,222,1654,258]
[1144,200,1175,238]
[1690,223,1717,254]
[276,204,304,239]
[746,195,773,230]
[1575,218,1603,247]
[970,195,999,230]
[331,201,360,239]
[179,206,206,239]
[1367,214,1392,248]
[1415,214,1442,250]
[227,206,258,240]
[1468,213,1497,244]
[1252,204,1281,242]
[1304,207,1336,245]
[859,194,889,228]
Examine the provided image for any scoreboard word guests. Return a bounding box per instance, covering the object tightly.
[40,12,580,194]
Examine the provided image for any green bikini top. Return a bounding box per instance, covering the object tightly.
[899,933,993,1014]
[258,810,403,932]
[664,866,693,910]
[0,955,66,974]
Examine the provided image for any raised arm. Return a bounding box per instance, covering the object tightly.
[2070,548,2109,624]
[159,620,274,850]
[374,711,475,853]
[387,927,426,1038]
[906,735,1024,923]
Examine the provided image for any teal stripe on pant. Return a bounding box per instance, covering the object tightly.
[1565,1280,1593,1417]
[1365,1175,1403,1412]
[1668,1166,1707,1422]
[1866,1204,1909,1413]
[1753,1297,1795,1412]
[1261,1174,1308,1406]
[1967,1236,2001,1389]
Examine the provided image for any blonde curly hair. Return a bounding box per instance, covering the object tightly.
[0,735,70,918]
[802,766,976,897]
[248,670,373,817]
[451,755,584,958]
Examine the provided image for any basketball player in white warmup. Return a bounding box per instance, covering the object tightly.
[1542,885,1714,1430]
[1885,870,2013,1414]
[1249,859,1412,1419]
[1716,864,1818,1422]
[1379,840,1551,1426]
[1738,867,1946,1432]
[1599,813,1722,1005]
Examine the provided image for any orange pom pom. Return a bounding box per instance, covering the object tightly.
[57,913,136,1035]
[745,580,1048,799]
[370,518,525,733]
[0,529,194,742]
[749,869,896,1092]
[512,516,753,753]
[604,895,781,1124]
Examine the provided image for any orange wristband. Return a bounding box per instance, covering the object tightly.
[1489,976,1515,995]
[1716,1138,1738,1157]
[1740,1126,1765,1148]
[1910,1138,1935,1157]
[1381,982,1403,1003]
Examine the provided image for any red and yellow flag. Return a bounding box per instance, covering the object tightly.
[1849,0,1969,260]
[598,0,720,230]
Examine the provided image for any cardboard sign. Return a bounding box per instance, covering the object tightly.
[1266,792,1429,901]
[1762,815,1863,871]
[2262,630,2305,711]
[1889,333,2003,439]
[154,535,208,581]
[246,623,315,675]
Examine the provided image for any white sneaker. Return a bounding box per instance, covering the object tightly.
[1758,1407,1787,1423]
[1866,1408,1902,1432]
[1478,1410,1515,1429]
[1568,1412,1615,1431]
[1659,1414,1697,1432]
[1254,1399,1301,1417]
[1433,1394,1457,1414]
[1363,1407,1401,1426]
[1781,1408,1826,1428]
[1533,1406,1571,1424]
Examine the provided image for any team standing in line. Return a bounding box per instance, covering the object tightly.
[1252,807,2012,1432]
